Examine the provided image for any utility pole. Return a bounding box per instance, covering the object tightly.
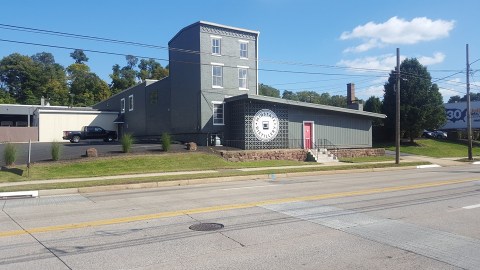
[466,44,473,160]
[395,48,400,164]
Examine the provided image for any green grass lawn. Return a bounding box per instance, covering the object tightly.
[377,139,480,158]
[0,152,308,182]
[339,156,395,163]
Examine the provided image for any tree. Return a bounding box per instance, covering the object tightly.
[282,90,298,101]
[109,56,139,94]
[448,93,480,103]
[0,53,39,103]
[67,63,110,106]
[126,55,138,69]
[31,52,69,105]
[330,95,347,107]
[383,58,446,142]
[137,59,169,81]
[0,52,69,105]
[364,96,383,126]
[258,83,280,98]
[70,49,89,64]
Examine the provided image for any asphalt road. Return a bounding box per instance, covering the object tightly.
[1,165,480,269]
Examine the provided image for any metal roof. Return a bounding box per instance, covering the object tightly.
[225,94,386,119]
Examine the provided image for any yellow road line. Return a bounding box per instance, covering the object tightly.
[1,177,478,238]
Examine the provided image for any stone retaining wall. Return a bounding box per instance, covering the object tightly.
[219,149,307,162]
[218,148,385,162]
[330,148,385,158]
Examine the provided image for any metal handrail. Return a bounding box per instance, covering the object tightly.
[312,139,339,161]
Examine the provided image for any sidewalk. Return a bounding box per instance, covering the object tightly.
[0,155,465,191]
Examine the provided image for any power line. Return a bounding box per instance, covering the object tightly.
[0,23,395,73]
[0,38,391,78]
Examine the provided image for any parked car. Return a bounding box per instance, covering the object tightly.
[63,126,117,143]
[422,130,433,138]
[432,130,447,139]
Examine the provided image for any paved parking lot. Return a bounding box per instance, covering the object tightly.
[0,141,168,165]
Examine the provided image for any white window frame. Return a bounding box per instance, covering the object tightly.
[211,63,224,88]
[238,66,249,90]
[212,101,224,126]
[120,98,125,113]
[128,94,134,111]
[239,40,248,59]
[211,36,222,56]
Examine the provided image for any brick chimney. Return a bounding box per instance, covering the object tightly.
[347,83,363,111]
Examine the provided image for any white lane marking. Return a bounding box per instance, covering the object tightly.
[416,164,441,169]
[220,185,277,191]
[462,204,480,209]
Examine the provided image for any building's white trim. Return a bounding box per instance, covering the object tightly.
[212,101,225,126]
[210,35,222,39]
[128,95,134,111]
[237,65,249,68]
[211,62,224,66]
[302,121,315,149]
[256,33,259,95]
[239,39,249,43]
[212,86,224,89]
[120,98,125,113]
[37,110,117,115]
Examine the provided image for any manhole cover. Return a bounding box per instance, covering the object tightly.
[189,223,224,231]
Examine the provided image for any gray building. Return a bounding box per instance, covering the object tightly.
[94,21,385,149]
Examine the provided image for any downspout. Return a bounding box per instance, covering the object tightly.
[256,32,260,95]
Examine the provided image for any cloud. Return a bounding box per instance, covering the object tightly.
[338,52,445,72]
[339,53,448,100]
[418,52,445,66]
[341,16,455,53]
[337,54,398,71]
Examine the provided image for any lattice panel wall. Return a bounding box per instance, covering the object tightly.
[244,102,288,150]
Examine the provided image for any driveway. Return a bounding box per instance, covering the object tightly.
[0,141,166,165]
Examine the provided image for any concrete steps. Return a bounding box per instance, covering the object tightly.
[307,148,338,163]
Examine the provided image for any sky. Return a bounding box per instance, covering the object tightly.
[1,0,479,102]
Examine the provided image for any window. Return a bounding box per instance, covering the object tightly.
[212,38,221,55]
[212,65,223,88]
[238,68,248,89]
[240,42,248,59]
[128,95,134,111]
[212,102,224,125]
[150,90,158,104]
[120,98,125,113]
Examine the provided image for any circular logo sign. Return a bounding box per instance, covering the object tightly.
[252,109,279,142]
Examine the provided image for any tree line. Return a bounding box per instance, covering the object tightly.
[0,49,168,106]
[259,58,446,142]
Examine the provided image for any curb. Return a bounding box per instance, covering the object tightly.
[37,165,419,196]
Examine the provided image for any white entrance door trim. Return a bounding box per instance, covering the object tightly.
[303,121,315,149]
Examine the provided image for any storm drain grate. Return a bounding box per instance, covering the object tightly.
[189,223,224,231]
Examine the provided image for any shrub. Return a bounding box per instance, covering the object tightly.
[161,133,171,152]
[121,133,134,153]
[51,141,62,161]
[4,143,17,166]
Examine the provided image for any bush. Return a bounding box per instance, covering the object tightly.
[161,132,171,152]
[4,143,17,166]
[51,141,62,161]
[121,133,134,153]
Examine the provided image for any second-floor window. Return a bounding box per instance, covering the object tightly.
[212,65,223,88]
[240,42,248,59]
[212,38,221,55]
[238,68,248,89]
[129,95,134,111]
[120,98,125,113]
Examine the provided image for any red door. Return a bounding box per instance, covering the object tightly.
[304,122,312,149]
